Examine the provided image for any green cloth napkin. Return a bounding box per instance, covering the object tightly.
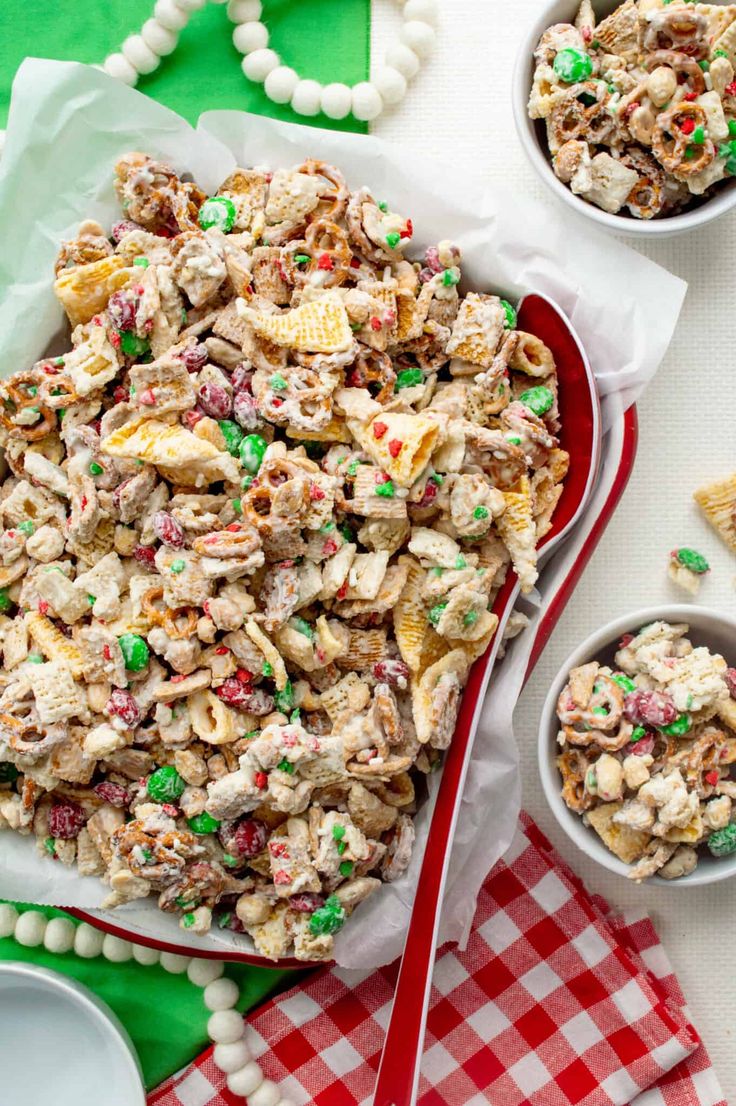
[0,0,370,132]
[2,903,299,1090]
[0,0,369,1089]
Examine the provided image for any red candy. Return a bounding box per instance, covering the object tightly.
[388,439,403,458]
[309,483,326,501]
[618,634,634,649]
[107,290,137,332]
[400,219,413,239]
[273,870,292,885]
[370,317,382,332]
[113,385,130,404]
[152,510,184,549]
[317,253,334,271]
[111,219,143,243]
[233,390,259,430]
[680,117,695,135]
[236,668,253,683]
[198,381,232,420]
[226,818,268,858]
[94,781,129,808]
[631,734,656,757]
[179,344,208,373]
[106,689,141,727]
[254,771,268,790]
[216,678,273,715]
[231,365,253,393]
[139,388,156,406]
[624,690,678,727]
[705,770,720,787]
[373,421,388,439]
[133,544,156,569]
[288,892,325,913]
[727,81,736,97]
[48,800,86,840]
[373,658,411,687]
[726,669,736,700]
[184,409,205,429]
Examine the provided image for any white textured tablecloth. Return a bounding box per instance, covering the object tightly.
[372,0,732,1096]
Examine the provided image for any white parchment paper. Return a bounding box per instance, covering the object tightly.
[0,59,687,967]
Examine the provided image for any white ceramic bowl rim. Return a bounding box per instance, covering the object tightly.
[511,0,736,237]
[538,604,736,887]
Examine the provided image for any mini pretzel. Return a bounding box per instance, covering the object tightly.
[643,11,708,59]
[0,371,55,441]
[549,83,616,148]
[281,219,352,288]
[652,102,714,178]
[141,584,198,640]
[643,50,705,96]
[113,819,197,879]
[347,348,396,404]
[621,148,666,220]
[558,748,595,814]
[297,159,349,224]
[0,713,66,756]
[192,526,262,559]
[37,374,80,410]
[254,365,334,432]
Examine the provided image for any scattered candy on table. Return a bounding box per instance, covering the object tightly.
[668,546,710,595]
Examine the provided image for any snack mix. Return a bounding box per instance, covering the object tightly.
[529,0,736,219]
[556,621,736,880]
[0,152,567,960]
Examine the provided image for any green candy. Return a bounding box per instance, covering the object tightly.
[0,589,13,613]
[118,633,150,672]
[89,462,104,476]
[270,373,288,391]
[611,674,637,694]
[692,125,705,145]
[473,505,489,521]
[293,253,311,265]
[277,758,295,774]
[147,765,185,803]
[395,368,424,390]
[187,811,221,835]
[218,420,245,458]
[198,196,237,233]
[707,824,736,857]
[385,232,401,249]
[239,433,268,474]
[553,47,593,84]
[18,521,34,535]
[428,601,448,626]
[463,610,479,627]
[119,331,150,358]
[309,894,346,936]
[274,680,294,713]
[27,653,43,664]
[332,824,346,841]
[182,913,196,928]
[519,385,554,417]
[170,559,186,575]
[455,555,467,569]
[339,860,354,877]
[0,762,19,784]
[133,256,150,268]
[500,299,517,329]
[729,119,736,138]
[291,616,314,640]
[262,661,273,677]
[442,269,460,287]
[659,713,691,737]
[375,479,395,498]
[674,547,709,575]
[630,726,647,743]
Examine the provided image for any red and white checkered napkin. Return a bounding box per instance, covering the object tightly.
[149,814,725,1106]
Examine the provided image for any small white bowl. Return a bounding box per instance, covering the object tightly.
[0,962,146,1106]
[538,604,736,886]
[512,0,736,237]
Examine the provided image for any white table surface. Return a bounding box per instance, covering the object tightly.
[373,0,733,1097]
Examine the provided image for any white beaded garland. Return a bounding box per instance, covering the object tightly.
[173,0,207,11]
[159,951,190,974]
[14,910,47,948]
[213,1040,252,1073]
[372,66,408,106]
[74,922,105,959]
[291,79,323,117]
[226,1062,265,1097]
[154,0,190,32]
[399,19,436,59]
[241,48,280,83]
[122,35,161,75]
[102,935,134,963]
[208,1008,245,1044]
[204,976,240,1011]
[403,0,438,24]
[385,42,421,79]
[227,0,261,20]
[43,917,76,954]
[0,903,19,938]
[141,19,179,56]
[187,957,224,986]
[264,66,299,105]
[351,82,383,122]
[320,83,353,121]
[103,53,139,86]
[248,1079,280,1106]
[132,943,161,966]
[232,20,269,54]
